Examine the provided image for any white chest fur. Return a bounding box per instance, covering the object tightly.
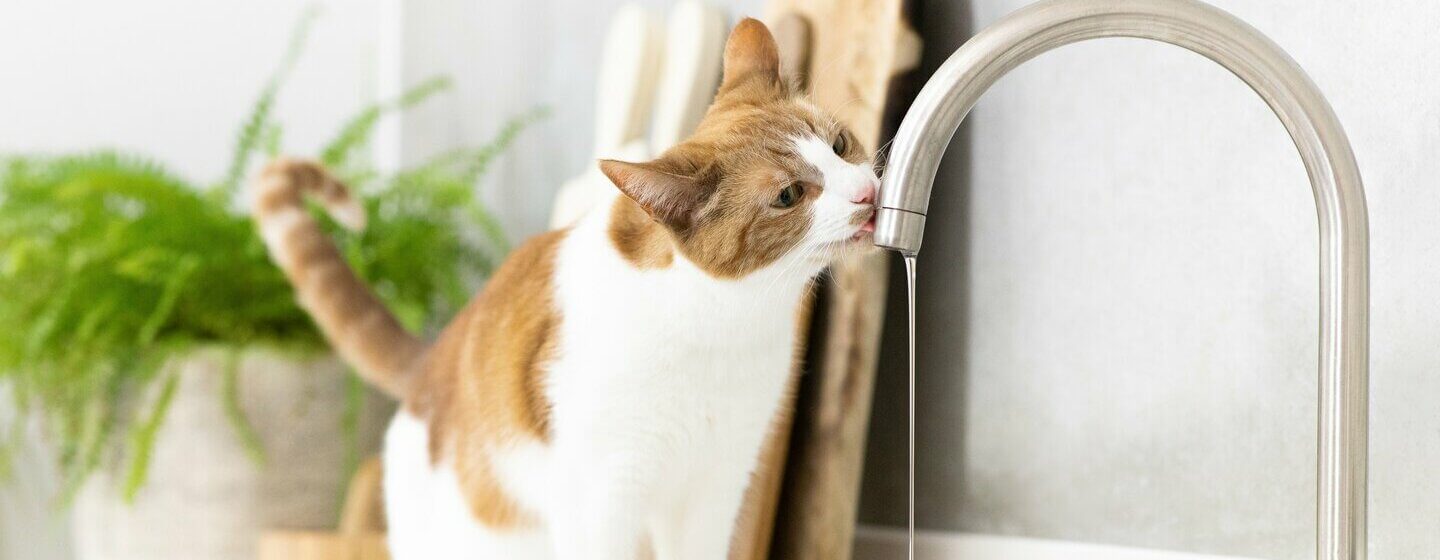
[541,192,811,497]
[537,195,814,558]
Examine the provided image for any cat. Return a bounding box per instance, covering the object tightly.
[252,18,879,560]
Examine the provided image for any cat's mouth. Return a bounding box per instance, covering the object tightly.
[849,209,877,241]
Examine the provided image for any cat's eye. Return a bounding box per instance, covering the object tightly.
[774,183,803,208]
[832,131,849,156]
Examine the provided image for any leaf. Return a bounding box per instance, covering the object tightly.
[460,106,550,185]
[212,4,321,201]
[121,371,179,503]
[0,419,21,484]
[221,349,266,465]
[320,76,453,170]
[136,256,199,346]
[57,373,120,507]
[336,371,364,520]
[262,123,285,158]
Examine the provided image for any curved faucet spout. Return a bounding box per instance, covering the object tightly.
[876,0,1369,558]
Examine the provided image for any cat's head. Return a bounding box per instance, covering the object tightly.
[600,18,879,281]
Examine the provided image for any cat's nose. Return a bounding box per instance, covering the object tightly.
[852,181,877,205]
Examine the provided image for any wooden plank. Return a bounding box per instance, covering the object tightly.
[758,1,920,559]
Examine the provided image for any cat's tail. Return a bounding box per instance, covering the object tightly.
[251,159,426,399]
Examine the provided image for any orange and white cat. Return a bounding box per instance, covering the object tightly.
[252,19,878,560]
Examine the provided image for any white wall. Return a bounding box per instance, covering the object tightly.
[860,1,1440,558]
[0,0,380,181]
[0,2,379,559]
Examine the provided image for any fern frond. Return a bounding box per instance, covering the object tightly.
[321,76,453,171]
[121,369,178,503]
[221,349,266,466]
[213,5,321,201]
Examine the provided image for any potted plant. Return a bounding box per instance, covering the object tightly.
[0,11,539,560]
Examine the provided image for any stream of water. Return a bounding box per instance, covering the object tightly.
[902,253,917,560]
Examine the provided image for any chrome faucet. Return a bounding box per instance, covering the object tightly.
[874,0,1370,558]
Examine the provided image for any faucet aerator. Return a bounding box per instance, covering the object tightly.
[874,206,927,254]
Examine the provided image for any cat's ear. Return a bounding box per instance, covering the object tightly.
[600,159,710,232]
[719,18,782,95]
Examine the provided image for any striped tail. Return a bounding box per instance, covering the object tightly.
[251,159,426,399]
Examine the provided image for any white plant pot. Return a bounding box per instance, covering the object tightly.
[71,347,394,560]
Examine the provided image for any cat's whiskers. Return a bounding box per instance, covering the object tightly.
[777,242,823,294]
[871,140,895,175]
[765,238,826,298]
[792,217,859,285]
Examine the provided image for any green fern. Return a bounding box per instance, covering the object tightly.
[0,8,541,502]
